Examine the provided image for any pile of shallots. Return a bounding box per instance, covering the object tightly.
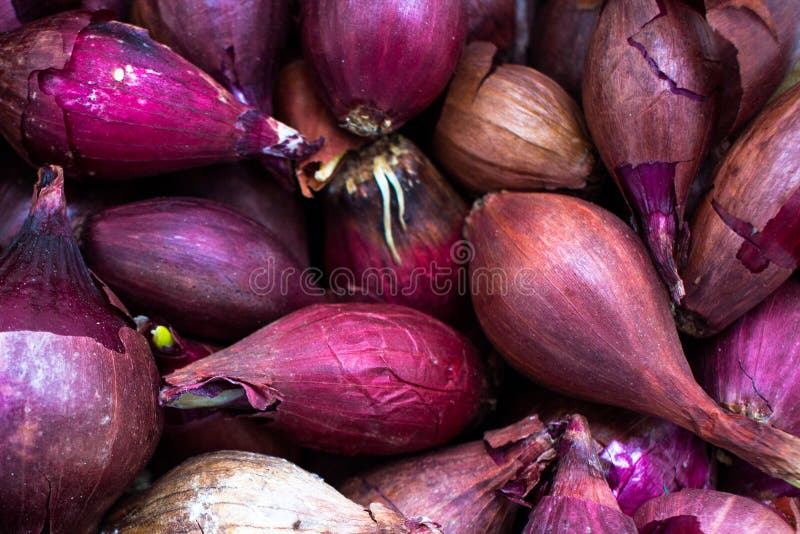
[0,1,798,533]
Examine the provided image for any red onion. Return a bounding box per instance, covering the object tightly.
[465,0,535,64]
[519,391,715,515]
[323,134,469,323]
[707,0,800,138]
[0,11,318,179]
[529,0,602,100]
[341,416,556,533]
[680,83,800,337]
[701,278,800,500]
[299,0,467,137]
[0,166,162,533]
[132,0,287,115]
[523,415,637,533]
[583,0,720,301]
[634,489,794,533]
[160,303,485,455]
[465,191,800,486]
[81,197,317,342]
[274,60,366,196]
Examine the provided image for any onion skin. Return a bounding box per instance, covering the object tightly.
[529,0,602,100]
[707,0,800,138]
[341,416,556,533]
[274,60,366,196]
[131,0,286,116]
[680,83,800,337]
[434,41,595,195]
[81,197,317,342]
[523,415,637,533]
[323,135,469,323]
[634,489,794,533]
[101,451,440,533]
[299,0,467,137]
[583,0,720,302]
[0,11,318,180]
[521,391,715,515]
[160,303,485,455]
[465,191,800,486]
[0,166,162,533]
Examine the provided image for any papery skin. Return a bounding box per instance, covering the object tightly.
[634,489,794,533]
[523,415,637,533]
[702,279,800,500]
[434,42,595,194]
[523,391,714,515]
[161,303,485,455]
[323,135,469,323]
[0,12,317,180]
[101,451,438,533]
[300,0,467,137]
[274,60,365,196]
[341,416,556,533]
[465,191,800,486]
[707,0,800,137]
[81,197,318,342]
[529,0,602,100]
[680,83,800,337]
[0,166,162,533]
[583,0,720,301]
[132,0,287,115]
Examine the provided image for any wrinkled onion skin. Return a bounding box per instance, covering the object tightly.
[162,303,485,455]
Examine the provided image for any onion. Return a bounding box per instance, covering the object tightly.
[634,489,794,533]
[160,303,485,455]
[583,0,721,302]
[706,0,800,138]
[81,197,318,342]
[0,166,162,533]
[519,390,715,515]
[433,41,595,195]
[465,191,800,486]
[680,83,800,337]
[322,134,469,323]
[132,0,287,115]
[701,278,800,500]
[341,415,556,533]
[0,11,319,179]
[299,0,467,137]
[529,0,602,100]
[101,451,442,533]
[274,60,366,196]
[465,0,535,63]
[0,0,79,31]
[523,415,638,533]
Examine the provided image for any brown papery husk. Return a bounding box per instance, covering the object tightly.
[274,59,365,197]
[529,0,602,100]
[433,41,595,195]
[465,191,800,486]
[523,415,637,533]
[340,416,555,533]
[680,82,800,337]
[101,451,441,533]
[634,489,794,533]
[706,0,800,138]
